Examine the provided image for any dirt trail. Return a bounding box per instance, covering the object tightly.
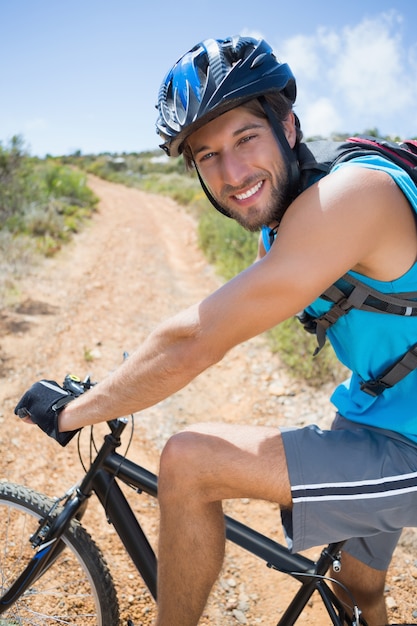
[0,176,415,625]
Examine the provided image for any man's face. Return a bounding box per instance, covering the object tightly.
[187,105,296,231]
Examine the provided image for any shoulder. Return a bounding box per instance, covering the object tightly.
[270,160,416,284]
[291,162,394,229]
[329,154,417,209]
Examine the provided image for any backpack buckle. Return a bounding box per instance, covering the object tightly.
[360,379,391,397]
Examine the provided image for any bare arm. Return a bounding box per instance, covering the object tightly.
[60,166,416,431]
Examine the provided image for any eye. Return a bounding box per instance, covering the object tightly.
[198,151,215,163]
[239,133,256,145]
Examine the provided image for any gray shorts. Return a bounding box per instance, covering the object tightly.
[280,414,417,570]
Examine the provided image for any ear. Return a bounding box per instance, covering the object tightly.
[282,112,297,149]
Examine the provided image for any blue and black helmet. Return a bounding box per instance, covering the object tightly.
[156,36,296,157]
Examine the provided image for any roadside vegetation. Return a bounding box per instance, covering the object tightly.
[3,128,404,384]
[0,136,98,305]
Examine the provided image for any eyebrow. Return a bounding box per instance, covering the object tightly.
[192,121,266,157]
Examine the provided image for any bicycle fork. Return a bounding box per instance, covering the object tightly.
[0,490,87,612]
[0,421,127,612]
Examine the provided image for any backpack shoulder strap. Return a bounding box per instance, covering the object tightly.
[306,275,417,395]
[333,135,417,187]
[313,274,417,347]
[298,136,417,191]
[297,140,342,191]
[359,342,417,396]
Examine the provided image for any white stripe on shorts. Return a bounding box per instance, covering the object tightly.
[291,470,417,503]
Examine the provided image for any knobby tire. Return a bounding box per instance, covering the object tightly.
[0,481,119,625]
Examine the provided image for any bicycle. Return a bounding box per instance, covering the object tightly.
[0,374,410,625]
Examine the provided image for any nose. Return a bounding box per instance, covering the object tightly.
[220,151,249,187]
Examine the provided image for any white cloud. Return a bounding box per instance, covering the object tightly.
[299,97,342,138]
[276,11,417,138]
[329,13,412,115]
[315,27,340,57]
[277,34,321,81]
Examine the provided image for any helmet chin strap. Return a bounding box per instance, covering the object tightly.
[195,168,233,218]
[258,96,300,204]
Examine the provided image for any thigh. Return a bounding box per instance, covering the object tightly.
[162,422,292,505]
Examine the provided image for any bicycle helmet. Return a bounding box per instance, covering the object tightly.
[156,35,296,157]
[156,36,300,216]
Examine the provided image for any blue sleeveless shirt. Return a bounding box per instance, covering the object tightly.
[264,155,417,442]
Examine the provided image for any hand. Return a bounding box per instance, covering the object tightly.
[15,380,80,446]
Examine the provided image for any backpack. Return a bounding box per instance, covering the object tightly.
[296,136,417,396]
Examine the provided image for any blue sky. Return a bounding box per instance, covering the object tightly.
[1,0,416,157]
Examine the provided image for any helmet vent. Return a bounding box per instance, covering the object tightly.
[250,53,267,69]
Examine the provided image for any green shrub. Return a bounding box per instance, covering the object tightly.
[140,173,201,207]
[41,162,97,206]
[0,139,98,280]
[268,318,346,386]
[198,208,258,279]
[22,201,65,238]
[0,136,35,225]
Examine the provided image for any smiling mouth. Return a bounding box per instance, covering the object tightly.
[234,180,263,201]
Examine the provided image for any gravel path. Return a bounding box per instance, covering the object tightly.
[1,175,416,624]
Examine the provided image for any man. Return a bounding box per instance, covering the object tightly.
[16,36,417,626]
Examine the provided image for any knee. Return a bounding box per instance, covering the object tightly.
[160,430,196,473]
[158,430,204,500]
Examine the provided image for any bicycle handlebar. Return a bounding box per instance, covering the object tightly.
[62,374,94,396]
[62,374,129,435]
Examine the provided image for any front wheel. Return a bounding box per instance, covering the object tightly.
[0,481,120,625]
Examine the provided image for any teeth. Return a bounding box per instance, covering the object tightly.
[235,181,262,200]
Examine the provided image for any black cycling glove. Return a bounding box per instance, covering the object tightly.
[15,379,80,446]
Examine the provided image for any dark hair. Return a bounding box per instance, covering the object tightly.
[182,91,302,169]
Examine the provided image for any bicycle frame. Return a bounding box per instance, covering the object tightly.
[0,418,365,625]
